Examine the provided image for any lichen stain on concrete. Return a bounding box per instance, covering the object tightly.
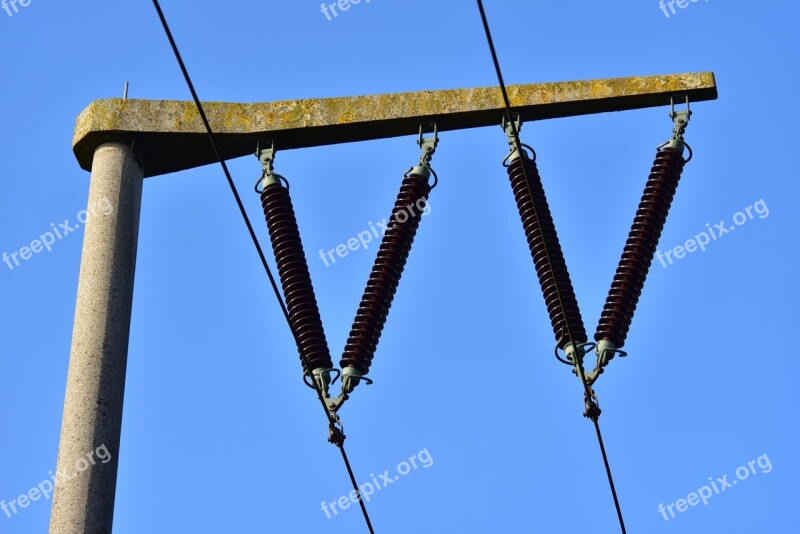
[71,73,717,176]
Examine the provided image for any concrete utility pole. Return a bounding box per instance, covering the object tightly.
[52,72,717,533]
[50,143,142,534]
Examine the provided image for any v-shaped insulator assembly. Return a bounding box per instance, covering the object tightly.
[255,127,438,416]
[501,98,693,396]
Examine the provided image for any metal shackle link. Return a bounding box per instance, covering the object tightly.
[407,121,439,183]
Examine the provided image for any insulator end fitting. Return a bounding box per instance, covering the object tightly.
[565,342,592,381]
[341,366,363,394]
[584,339,628,385]
[408,164,431,180]
[502,113,525,164]
[662,138,685,154]
[659,96,692,159]
[595,339,618,369]
[312,368,333,398]
[565,342,586,366]
[261,173,282,189]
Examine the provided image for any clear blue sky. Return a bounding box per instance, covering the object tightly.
[1,1,798,532]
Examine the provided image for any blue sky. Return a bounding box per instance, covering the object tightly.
[1,1,798,532]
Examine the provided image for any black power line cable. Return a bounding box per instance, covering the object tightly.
[475,2,627,532]
[150,2,374,531]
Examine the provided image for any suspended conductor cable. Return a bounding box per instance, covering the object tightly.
[150,3,374,531]
[475,2,626,532]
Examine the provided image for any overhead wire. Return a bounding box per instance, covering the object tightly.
[150,2,374,531]
[475,1,627,532]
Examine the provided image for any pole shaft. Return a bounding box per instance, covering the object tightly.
[49,142,143,534]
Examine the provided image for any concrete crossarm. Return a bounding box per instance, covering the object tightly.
[72,72,717,177]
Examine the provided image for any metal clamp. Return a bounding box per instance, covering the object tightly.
[554,338,604,420]
[417,121,438,166]
[669,95,691,140]
[583,340,628,386]
[257,139,276,174]
[583,389,602,422]
[658,96,693,162]
[406,122,439,187]
[254,139,289,192]
[303,367,340,399]
[327,416,346,447]
[503,113,522,150]
[554,339,600,383]
[316,367,375,416]
[502,113,536,166]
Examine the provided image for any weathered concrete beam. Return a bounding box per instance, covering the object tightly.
[73,72,717,178]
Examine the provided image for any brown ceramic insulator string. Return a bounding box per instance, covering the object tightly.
[340,173,432,375]
[594,148,686,349]
[475,2,626,532]
[150,2,374,531]
[506,154,588,349]
[260,181,335,376]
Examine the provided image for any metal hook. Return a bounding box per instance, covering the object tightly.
[657,95,693,157]
[302,367,341,395]
[255,172,290,194]
[405,164,439,189]
[668,95,692,141]
[670,94,690,120]
[406,121,439,187]
[417,121,439,161]
[502,113,523,148]
[583,342,628,386]
[502,143,537,167]
[254,140,292,193]
[502,113,536,165]
[554,339,598,385]
[323,370,373,417]
[256,139,276,173]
